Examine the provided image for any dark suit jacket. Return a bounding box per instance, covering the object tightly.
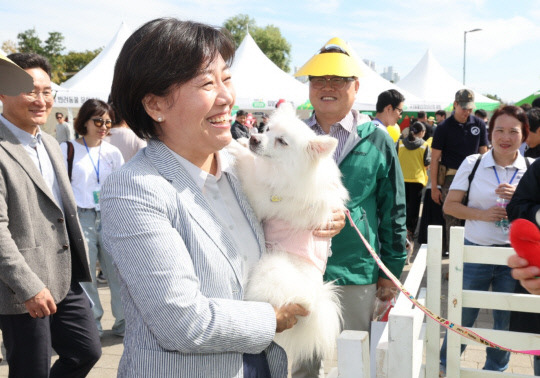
[0,119,91,314]
[231,121,250,140]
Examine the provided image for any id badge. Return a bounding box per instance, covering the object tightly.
[93,190,101,212]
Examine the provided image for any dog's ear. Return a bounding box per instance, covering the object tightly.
[307,136,337,160]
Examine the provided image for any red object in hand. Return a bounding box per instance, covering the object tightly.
[510,218,540,268]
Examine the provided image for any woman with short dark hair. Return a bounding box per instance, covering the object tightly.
[439,105,532,375]
[60,98,125,338]
[101,18,314,377]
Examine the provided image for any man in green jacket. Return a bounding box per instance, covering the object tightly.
[292,38,407,377]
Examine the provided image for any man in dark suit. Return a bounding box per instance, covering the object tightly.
[0,53,101,377]
[231,109,250,139]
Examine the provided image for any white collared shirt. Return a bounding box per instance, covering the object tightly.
[1,115,64,212]
[168,149,261,282]
[450,149,532,245]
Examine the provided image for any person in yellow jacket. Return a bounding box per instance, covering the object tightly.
[397,121,431,248]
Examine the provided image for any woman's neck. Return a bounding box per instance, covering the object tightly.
[492,149,518,167]
[78,136,102,147]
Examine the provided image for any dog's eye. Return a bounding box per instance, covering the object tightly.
[276,137,288,146]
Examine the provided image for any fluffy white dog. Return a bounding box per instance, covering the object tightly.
[227,104,349,364]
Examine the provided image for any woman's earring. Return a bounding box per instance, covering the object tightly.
[157,117,163,122]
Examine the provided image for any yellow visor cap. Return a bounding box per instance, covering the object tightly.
[0,53,34,96]
[294,37,363,78]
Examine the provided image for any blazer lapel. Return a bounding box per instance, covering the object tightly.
[0,121,59,207]
[146,140,244,284]
[42,135,75,212]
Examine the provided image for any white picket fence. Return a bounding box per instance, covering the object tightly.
[446,226,540,377]
[327,225,540,377]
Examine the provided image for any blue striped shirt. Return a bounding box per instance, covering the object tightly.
[306,110,371,162]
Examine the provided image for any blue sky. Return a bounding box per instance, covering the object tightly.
[2,0,539,102]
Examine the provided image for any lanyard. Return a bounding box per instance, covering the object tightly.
[492,166,518,185]
[83,137,102,184]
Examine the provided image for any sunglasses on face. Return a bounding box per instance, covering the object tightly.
[91,118,112,128]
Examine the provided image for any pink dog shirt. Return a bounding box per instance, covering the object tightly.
[263,218,331,274]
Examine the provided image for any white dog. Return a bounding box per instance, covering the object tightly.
[227,104,349,364]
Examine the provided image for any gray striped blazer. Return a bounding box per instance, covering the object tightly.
[101,139,287,377]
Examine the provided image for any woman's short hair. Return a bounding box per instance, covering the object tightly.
[488,105,529,143]
[74,99,112,136]
[111,18,236,140]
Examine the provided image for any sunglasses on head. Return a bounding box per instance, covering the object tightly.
[91,118,112,128]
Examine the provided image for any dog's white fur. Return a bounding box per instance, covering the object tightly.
[227,104,349,364]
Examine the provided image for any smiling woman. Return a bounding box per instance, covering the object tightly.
[60,98,125,338]
[101,18,307,377]
[439,105,533,374]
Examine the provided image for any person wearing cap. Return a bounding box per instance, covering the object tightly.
[294,38,407,377]
[0,53,101,376]
[372,89,405,134]
[430,89,489,254]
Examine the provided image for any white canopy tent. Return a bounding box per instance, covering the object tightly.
[397,49,499,111]
[350,53,437,111]
[58,22,132,108]
[231,33,309,110]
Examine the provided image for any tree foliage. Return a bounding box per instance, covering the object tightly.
[223,14,291,73]
[5,28,101,84]
[64,48,103,77]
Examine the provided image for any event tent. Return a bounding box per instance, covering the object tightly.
[397,49,499,111]
[515,90,540,106]
[58,22,132,108]
[231,33,309,110]
[349,52,436,112]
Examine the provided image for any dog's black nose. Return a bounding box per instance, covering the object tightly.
[249,135,261,147]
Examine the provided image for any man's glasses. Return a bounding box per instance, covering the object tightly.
[24,90,56,102]
[91,118,113,129]
[394,107,404,115]
[309,76,355,90]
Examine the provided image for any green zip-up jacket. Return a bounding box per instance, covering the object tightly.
[324,121,407,286]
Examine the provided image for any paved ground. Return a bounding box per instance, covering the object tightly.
[0,247,535,377]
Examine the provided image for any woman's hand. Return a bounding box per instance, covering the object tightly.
[274,304,309,333]
[495,183,517,201]
[480,205,508,222]
[313,208,346,238]
[508,254,540,295]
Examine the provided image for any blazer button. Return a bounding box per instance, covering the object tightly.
[63,244,69,250]
[58,218,65,223]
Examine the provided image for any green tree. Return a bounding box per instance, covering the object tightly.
[223,14,257,47]
[17,28,44,54]
[17,28,67,82]
[252,25,291,73]
[64,48,103,78]
[223,14,291,72]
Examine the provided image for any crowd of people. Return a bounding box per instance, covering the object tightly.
[1,17,540,378]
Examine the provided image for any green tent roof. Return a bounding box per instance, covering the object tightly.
[515,91,540,106]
